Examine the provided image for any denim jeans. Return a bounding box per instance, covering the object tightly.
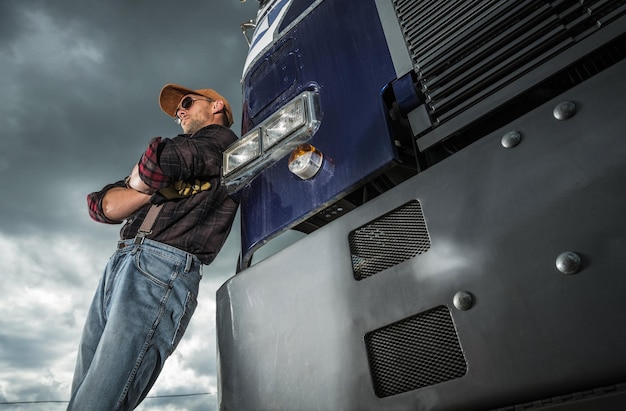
[68,238,202,411]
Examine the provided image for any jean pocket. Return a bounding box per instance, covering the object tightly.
[134,248,182,288]
[171,291,198,350]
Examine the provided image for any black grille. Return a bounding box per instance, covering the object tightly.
[365,306,467,398]
[392,0,626,127]
[349,200,430,280]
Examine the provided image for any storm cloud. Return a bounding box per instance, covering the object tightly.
[0,1,258,409]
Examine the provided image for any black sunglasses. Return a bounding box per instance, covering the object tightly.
[174,96,213,123]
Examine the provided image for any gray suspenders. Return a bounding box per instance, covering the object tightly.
[134,204,163,244]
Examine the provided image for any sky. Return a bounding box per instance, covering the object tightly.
[0,0,261,409]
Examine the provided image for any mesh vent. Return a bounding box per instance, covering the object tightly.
[365,306,467,398]
[392,0,626,128]
[349,200,430,280]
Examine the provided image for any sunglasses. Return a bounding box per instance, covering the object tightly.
[174,96,213,123]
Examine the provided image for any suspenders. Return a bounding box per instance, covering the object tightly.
[134,204,163,245]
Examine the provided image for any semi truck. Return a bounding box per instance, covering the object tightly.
[217,0,626,409]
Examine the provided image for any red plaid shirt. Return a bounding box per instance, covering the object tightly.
[87,124,239,265]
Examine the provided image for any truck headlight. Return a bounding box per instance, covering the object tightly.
[263,100,307,150]
[222,91,321,192]
[223,129,261,176]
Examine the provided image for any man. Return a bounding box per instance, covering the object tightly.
[68,84,239,410]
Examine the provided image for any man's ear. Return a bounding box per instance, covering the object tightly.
[212,100,224,115]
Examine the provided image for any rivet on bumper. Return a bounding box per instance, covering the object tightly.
[556,251,582,274]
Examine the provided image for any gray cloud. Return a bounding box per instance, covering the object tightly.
[0,0,257,408]
[0,0,254,233]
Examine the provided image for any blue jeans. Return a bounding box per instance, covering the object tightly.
[68,239,202,411]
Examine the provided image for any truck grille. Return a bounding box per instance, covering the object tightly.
[365,306,467,398]
[392,0,626,128]
[349,200,431,280]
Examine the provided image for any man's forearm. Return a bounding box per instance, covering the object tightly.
[102,187,151,221]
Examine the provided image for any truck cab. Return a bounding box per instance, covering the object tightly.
[217,1,626,409]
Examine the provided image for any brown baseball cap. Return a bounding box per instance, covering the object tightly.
[159,83,234,127]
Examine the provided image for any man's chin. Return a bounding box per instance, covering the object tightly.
[182,120,201,135]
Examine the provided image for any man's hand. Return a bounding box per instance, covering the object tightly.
[150,179,212,204]
[126,164,156,195]
[158,180,212,200]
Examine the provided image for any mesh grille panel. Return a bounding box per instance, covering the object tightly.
[349,200,430,280]
[365,306,467,398]
[392,0,626,128]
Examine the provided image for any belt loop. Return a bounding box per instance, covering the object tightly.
[184,253,193,273]
[131,241,140,255]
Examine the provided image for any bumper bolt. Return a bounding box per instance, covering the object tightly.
[556,251,582,274]
[553,101,576,120]
[453,291,474,311]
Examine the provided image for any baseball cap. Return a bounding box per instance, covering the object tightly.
[159,83,234,127]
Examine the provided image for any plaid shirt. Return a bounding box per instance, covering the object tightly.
[87,124,239,265]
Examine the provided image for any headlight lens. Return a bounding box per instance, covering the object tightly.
[263,98,307,150]
[223,128,261,176]
[222,91,321,192]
